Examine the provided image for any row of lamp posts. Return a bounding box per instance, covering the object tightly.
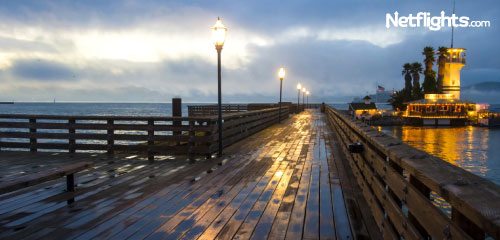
[296,84,310,112]
[277,69,311,124]
[211,17,310,157]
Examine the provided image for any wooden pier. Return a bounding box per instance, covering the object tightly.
[0,110,378,239]
[1,107,499,239]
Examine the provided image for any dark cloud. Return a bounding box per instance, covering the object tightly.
[11,59,75,81]
[0,0,499,102]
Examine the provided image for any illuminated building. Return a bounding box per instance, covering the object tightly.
[349,96,378,120]
[442,48,466,99]
[404,48,477,126]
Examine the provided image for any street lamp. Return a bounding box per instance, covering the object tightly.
[278,67,285,123]
[306,91,310,109]
[302,87,306,108]
[296,83,301,112]
[212,17,227,157]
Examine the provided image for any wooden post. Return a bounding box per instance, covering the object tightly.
[107,119,114,155]
[188,120,195,163]
[29,118,37,152]
[452,208,484,240]
[66,173,75,204]
[69,119,76,154]
[407,175,431,238]
[172,98,182,145]
[148,120,154,162]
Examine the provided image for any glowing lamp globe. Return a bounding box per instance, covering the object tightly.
[211,17,227,49]
[278,68,286,80]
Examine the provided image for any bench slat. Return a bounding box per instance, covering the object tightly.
[0,162,93,195]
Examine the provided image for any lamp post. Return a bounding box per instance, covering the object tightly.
[278,67,285,123]
[306,91,310,109]
[212,17,227,157]
[296,83,301,112]
[302,87,306,109]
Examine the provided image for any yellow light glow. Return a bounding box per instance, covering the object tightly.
[447,48,465,53]
[306,91,310,95]
[278,67,286,79]
[302,87,306,93]
[424,94,454,100]
[297,83,302,90]
[211,17,227,48]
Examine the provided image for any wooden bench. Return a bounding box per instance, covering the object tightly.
[0,162,93,203]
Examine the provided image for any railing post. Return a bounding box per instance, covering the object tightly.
[69,119,76,154]
[66,173,75,204]
[29,118,37,152]
[408,175,431,238]
[188,119,195,163]
[451,208,484,239]
[172,98,182,145]
[107,119,114,155]
[148,120,154,162]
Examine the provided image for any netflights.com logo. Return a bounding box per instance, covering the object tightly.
[386,11,491,31]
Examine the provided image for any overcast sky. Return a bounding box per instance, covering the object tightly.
[0,0,498,103]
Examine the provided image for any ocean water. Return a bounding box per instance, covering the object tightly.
[382,125,500,185]
[0,102,192,116]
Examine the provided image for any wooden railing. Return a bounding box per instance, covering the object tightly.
[325,106,500,239]
[188,104,249,116]
[188,103,299,116]
[0,107,289,159]
[305,103,322,109]
[220,107,289,148]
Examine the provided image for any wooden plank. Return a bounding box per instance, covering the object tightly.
[267,142,304,239]
[318,129,335,240]
[322,129,354,240]
[225,161,289,239]
[197,140,292,239]
[285,144,313,240]
[192,148,278,237]
[145,148,274,239]
[167,153,276,240]
[249,168,294,240]
[68,161,217,240]
[0,114,214,122]
[108,145,268,240]
[303,150,320,239]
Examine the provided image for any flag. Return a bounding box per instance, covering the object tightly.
[377,85,385,92]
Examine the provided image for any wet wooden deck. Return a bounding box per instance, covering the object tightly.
[0,110,378,239]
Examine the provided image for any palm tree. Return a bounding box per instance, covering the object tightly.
[422,46,437,94]
[437,46,448,93]
[410,62,423,99]
[402,63,412,99]
[388,89,407,111]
